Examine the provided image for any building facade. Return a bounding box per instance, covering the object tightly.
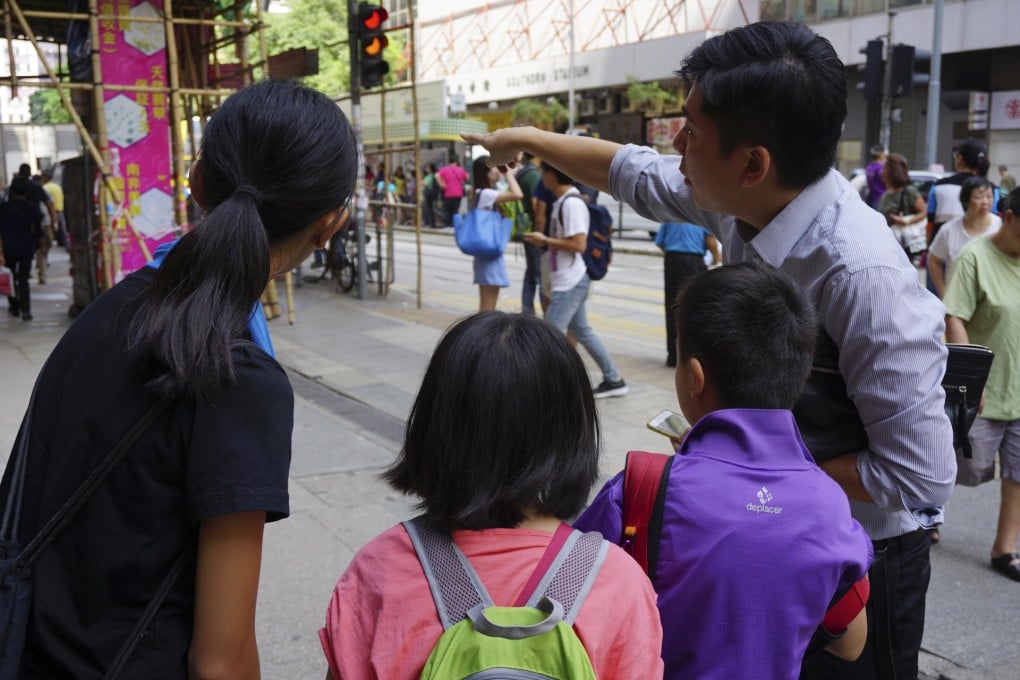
[417,0,1020,175]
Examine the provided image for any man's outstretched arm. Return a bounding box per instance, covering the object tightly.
[461,127,621,194]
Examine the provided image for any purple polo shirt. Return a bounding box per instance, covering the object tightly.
[574,409,873,680]
[865,160,886,208]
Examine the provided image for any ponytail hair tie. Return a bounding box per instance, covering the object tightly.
[234,184,262,207]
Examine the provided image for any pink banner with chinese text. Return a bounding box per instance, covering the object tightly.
[99,0,175,279]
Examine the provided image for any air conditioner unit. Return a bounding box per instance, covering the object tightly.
[579,98,597,117]
[598,94,618,114]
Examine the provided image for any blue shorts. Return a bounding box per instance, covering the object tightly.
[473,255,509,287]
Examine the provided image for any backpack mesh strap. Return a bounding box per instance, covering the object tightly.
[524,531,609,624]
[403,516,493,631]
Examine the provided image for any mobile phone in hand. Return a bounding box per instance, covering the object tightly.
[646,410,689,439]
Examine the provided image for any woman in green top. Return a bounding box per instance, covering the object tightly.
[944,187,1020,582]
[877,153,928,262]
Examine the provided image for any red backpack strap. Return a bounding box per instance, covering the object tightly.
[513,522,574,607]
[820,576,870,635]
[622,451,673,579]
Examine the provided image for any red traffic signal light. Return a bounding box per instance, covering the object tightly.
[356,2,389,89]
[359,4,387,31]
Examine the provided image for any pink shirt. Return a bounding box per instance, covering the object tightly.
[435,164,468,198]
[320,524,664,680]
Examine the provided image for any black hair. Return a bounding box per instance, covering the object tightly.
[677,21,846,189]
[385,312,601,530]
[954,138,990,177]
[17,163,31,177]
[471,155,493,207]
[130,79,357,401]
[959,175,994,211]
[8,176,28,197]
[674,262,816,410]
[1002,186,1020,215]
[869,144,885,158]
[540,161,572,187]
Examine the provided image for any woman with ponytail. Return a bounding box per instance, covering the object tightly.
[0,79,357,679]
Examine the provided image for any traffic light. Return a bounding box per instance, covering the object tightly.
[889,44,915,98]
[356,3,389,89]
[889,44,930,98]
[862,39,883,101]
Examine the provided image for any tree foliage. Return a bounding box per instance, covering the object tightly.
[511,98,568,131]
[625,77,677,112]
[29,89,72,124]
[263,0,351,95]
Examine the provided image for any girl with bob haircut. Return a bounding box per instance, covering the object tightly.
[1,79,357,678]
[320,311,664,679]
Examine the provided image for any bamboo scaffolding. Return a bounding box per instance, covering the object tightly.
[5,0,274,299]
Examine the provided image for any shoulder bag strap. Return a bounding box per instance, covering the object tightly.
[103,545,190,680]
[820,576,870,636]
[403,516,492,630]
[622,451,673,580]
[16,397,173,567]
[512,522,573,606]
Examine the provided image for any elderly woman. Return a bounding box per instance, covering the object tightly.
[927,176,1001,298]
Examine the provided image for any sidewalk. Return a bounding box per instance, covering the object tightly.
[1,250,1015,679]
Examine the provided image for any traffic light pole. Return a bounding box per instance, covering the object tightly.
[924,0,945,170]
[879,11,896,152]
[349,0,369,301]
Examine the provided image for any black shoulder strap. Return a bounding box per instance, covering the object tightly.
[103,545,189,680]
[4,392,172,567]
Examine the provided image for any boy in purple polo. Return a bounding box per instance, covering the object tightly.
[574,263,873,680]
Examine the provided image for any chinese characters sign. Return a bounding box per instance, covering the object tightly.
[100,0,174,278]
[990,90,1020,131]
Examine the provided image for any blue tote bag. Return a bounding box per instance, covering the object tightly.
[453,209,512,258]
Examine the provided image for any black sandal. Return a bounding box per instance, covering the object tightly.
[990,553,1020,582]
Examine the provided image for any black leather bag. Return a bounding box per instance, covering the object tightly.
[942,344,995,459]
[793,332,994,462]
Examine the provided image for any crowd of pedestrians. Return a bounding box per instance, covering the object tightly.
[3,18,1019,680]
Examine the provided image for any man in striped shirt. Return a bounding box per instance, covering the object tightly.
[465,20,955,680]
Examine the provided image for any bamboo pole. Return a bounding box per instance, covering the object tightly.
[163,0,188,228]
[22,9,252,27]
[86,0,115,289]
[407,0,422,309]
[378,86,388,297]
[234,3,250,86]
[0,79,237,97]
[253,0,269,79]
[4,2,16,97]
